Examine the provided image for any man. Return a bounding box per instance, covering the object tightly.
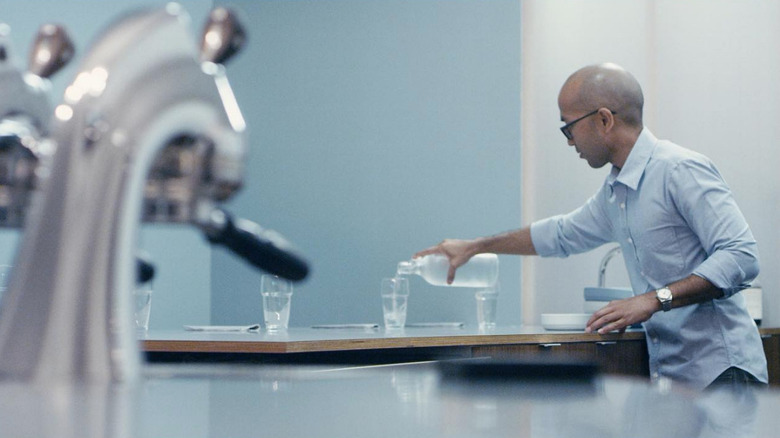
[414,63,767,390]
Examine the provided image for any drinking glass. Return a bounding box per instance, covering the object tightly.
[381,277,409,330]
[261,275,293,331]
[476,286,499,331]
[134,281,153,332]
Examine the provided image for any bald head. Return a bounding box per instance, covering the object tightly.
[562,63,644,128]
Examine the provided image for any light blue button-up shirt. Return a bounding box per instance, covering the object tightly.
[530,128,767,390]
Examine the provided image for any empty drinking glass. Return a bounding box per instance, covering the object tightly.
[475,286,499,331]
[134,281,153,332]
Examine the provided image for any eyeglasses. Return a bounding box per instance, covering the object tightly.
[560,109,616,140]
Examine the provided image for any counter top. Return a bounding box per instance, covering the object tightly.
[141,325,649,354]
[3,363,779,437]
[142,325,780,355]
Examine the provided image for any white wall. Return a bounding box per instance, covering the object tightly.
[521,0,780,327]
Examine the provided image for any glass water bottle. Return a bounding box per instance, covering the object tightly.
[396,253,498,287]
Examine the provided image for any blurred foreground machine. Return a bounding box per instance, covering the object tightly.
[0,23,73,227]
[0,4,308,385]
[0,23,158,285]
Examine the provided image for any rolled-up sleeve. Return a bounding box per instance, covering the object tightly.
[671,160,759,297]
[530,189,613,258]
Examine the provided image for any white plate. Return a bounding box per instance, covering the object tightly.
[540,313,591,331]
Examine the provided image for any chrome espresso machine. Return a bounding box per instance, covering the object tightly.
[0,4,308,385]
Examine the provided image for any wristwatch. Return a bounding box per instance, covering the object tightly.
[656,287,673,312]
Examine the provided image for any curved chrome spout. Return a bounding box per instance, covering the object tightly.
[598,245,622,288]
[0,4,246,384]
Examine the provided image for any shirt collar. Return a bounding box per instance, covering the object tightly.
[606,127,657,191]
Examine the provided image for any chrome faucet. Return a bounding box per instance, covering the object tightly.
[598,245,622,288]
[0,4,295,385]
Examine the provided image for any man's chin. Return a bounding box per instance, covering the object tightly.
[585,159,608,169]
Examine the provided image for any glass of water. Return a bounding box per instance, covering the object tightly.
[261,275,293,331]
[381,277,409,330]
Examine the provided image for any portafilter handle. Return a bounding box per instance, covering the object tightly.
[201,208,310,282]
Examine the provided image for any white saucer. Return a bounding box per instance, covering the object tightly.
[540,313,591,331]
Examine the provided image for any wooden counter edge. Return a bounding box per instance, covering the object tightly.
[142,327,779,355]
[760,327,780,336]
[141,330,647,354]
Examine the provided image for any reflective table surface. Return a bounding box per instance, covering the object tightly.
[1,362,778,438]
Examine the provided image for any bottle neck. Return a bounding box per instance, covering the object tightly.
[396,259,417,275]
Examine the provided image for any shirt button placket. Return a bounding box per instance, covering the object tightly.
[618,189,634,248]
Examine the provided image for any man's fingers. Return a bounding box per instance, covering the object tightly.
[597,318,628,335]
[586,307,609,328]
[587,307,618,334]
[413,248,438,259]
[447,266,456,285]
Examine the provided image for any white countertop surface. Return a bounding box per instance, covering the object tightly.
[1,363,778,438]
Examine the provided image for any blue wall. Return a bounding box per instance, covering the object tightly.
[212,0,523,327]
[0,0,523,330]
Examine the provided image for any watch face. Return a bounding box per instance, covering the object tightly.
[658,288,672,300]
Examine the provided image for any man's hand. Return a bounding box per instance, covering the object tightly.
[585,292,659,334]
[413,239,477,284]
[411,228,535,284]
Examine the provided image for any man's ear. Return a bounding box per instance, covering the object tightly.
[599,107,615,132]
